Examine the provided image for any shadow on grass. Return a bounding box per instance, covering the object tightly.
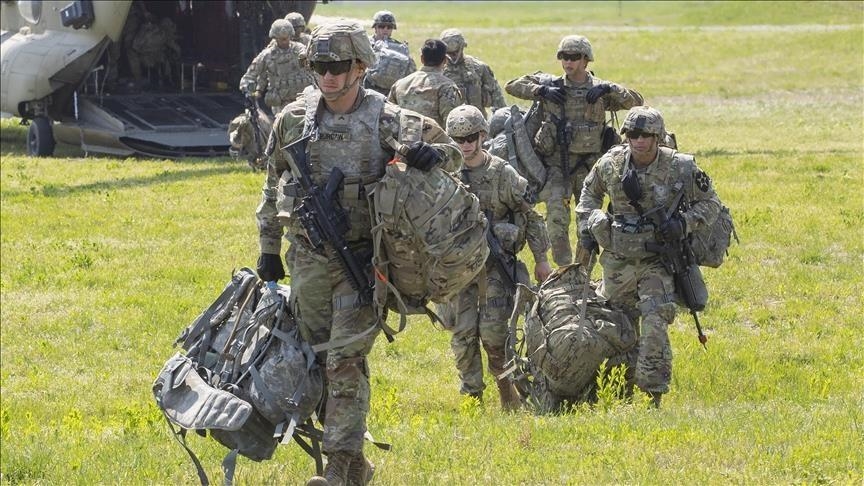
[2,164,252,200]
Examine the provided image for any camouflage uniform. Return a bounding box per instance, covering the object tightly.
[576,107,720,398]
[240,20,313,113]
[440,29,507,118]
[284,12,312,46]
[387,65,463,129]
[439,106,550,408]
[505,35,643,266]
[128,16,181,85]
[365,11,417,96]
[256,21,462,483]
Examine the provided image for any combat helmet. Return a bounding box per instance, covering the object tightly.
[557,35,593,61]
[488,106,512,139]
[447,105,489,137]
[621,106,666,139]
[440,28,467,52]
[269,19,294,39]
[284,12,306,32]
[373,10,397,29]
[307,21,376,67]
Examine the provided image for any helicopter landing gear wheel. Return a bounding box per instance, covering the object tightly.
[27,116,56,157]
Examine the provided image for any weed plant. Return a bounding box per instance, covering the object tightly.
[1,2,862,484]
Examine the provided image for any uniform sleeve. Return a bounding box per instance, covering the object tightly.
[575,159,609,232]
[502,165,549,263]
[682,159,721,233]
[480,63,507,110]
[438,84,463,128]
[256,103,305,254]
[379,103,464,172]
[240,49,269,94]
[504,73,545,100]
[604,82,644,111]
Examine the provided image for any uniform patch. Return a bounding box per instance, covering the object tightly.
[695,170,712,192]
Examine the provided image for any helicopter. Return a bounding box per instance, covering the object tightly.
[1,0,316,158]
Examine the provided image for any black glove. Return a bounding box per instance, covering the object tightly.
[586,83,612,104]
[579,228,599,252]
[660,214,686,242]
[256,253,286,282]
[537,85,566,105]
[404,141,442,172]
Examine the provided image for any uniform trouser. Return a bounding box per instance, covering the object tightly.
[543,157,595,267]
[597,252,677,394]
[291,243,380,454]
[439,265,515,396]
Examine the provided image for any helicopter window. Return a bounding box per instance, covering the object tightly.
[18,0,42,24]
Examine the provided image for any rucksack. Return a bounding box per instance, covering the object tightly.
[370,159,489,320]
[670,151,739,269]
[153,268,324,485]
[366,44,413,92]
[506,264,636,414]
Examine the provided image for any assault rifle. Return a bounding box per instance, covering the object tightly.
[243,81,264,158]
[550,102,573,180]
[282,135,374,307]
[484,211,519,293]
[643,188,709,349]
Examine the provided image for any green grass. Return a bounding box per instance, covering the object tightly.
[2,1,863,484]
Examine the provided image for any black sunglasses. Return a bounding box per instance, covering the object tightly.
[310,60,354,76]
[557,53,584,62]
[627,131,655,140]
[452,132,480,144]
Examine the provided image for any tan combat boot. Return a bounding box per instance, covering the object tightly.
[346,452,375,486]
[496,378,521,412]
[306,451,354,486]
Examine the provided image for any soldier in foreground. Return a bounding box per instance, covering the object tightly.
[240,19,313,114]
[506,34,643,267]
[440,105,552,410]
[388,39,463,128]
[576,106,720,407]
[255,21,462,485]
[440,28,507,118]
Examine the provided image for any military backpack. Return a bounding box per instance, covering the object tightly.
[507,264,636,414]
[366,42,413,92]
[152,268,324,484]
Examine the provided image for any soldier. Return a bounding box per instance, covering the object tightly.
[255,21,463,485]
[284,12,312,46]
[440,29,507,118]
[127,15,181,87]
[240,19,314,114]
[388,39,463,129]
[576,106,721,407]
[505,34,643,267]
[364,10,416,96]
[440,105,552,411]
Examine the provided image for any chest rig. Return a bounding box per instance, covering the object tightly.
[445,60,481,108]
[540,77,608,155]
[609,146,685,232]
[266,46,310,105]
[297,89,389,242]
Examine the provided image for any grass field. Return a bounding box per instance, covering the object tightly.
[1,1,863,484]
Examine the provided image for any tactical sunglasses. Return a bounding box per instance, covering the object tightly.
[627,131,654,140]
[557,52,584,62]
[452,133,480,144]
[310,60,354,76]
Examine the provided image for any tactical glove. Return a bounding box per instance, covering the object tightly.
[536,85,566,105]
[586,83,612,104]
[257,253,286,282]
[660,214,687,242]
[404,141,442,172]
